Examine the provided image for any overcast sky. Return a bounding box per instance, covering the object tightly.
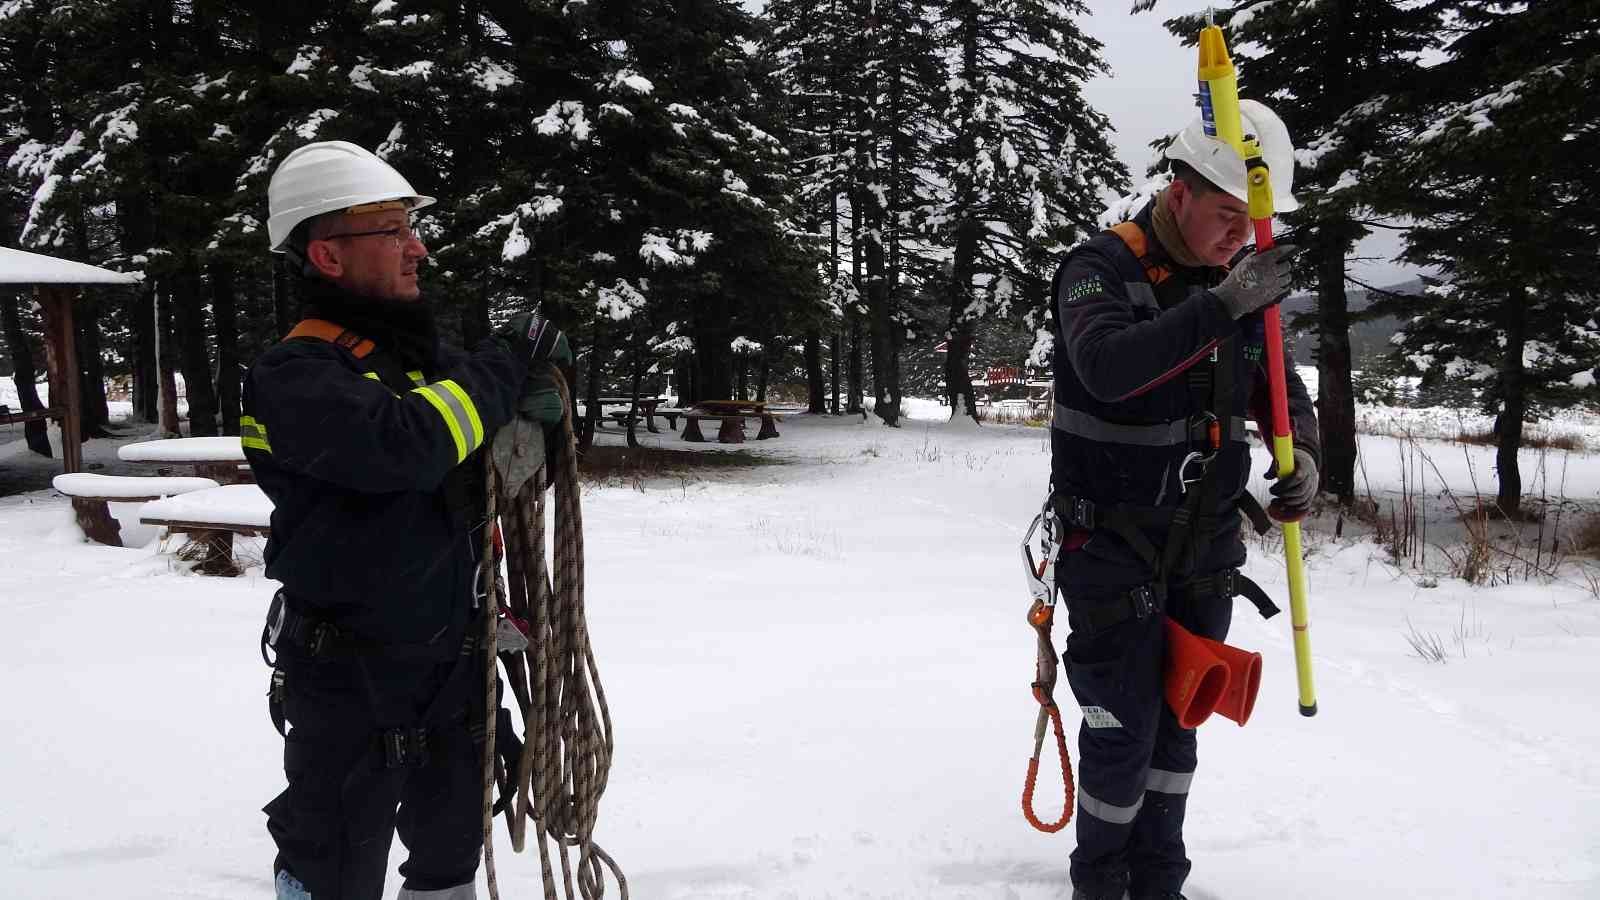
[741,0,1415,285]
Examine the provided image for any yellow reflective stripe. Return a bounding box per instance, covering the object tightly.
[363,371,382,381]
[436,379,484,451]
[240,416,272,453]
[412,381,485,463]
[406,370,426,385]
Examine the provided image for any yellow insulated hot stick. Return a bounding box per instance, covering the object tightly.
[1196,24,1319,717]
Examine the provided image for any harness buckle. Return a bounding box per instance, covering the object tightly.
[307,622,335,657]
[1065,496,1095,530]
[1129,585,1158,620]
[383,727,430,769]
[265,590,287,648]
[1217,568,1238,598]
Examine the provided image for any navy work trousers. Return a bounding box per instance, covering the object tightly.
[1057,524,1244,898]
[264,654,483,900]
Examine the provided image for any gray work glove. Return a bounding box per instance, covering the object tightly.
[1211,244,1299,320]
[1263,446,1318,522]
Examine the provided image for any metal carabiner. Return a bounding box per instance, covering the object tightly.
[1177,450,1212,495]
[1021,497,1065,605]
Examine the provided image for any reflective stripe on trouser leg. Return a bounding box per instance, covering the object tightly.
[1128,702,1199,897]
[1064,608,1167,895]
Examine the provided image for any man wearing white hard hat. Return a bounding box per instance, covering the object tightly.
[1043,100,1321,900]
[243,141,568,900]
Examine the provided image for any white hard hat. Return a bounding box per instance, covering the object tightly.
[1164,99,1299,213]
[266,141,436,251]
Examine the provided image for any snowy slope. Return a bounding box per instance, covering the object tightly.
[2,408,1598,899]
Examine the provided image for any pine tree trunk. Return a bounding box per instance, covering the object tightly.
[209,258,241,435]
[756,354,769,403]
[1,292,51,456]
[117,194,158,423]
[829,329,841,414]
[1495,292,1527,516]
[1314,243,1357,503]
[76,292,111,438]
[846,312,864,415]
[69,215,109,438]
[803,329,825,413]
[131,284,157,424]
[578,333,603,454]
[174,254,218,436]
[158,290,180,437]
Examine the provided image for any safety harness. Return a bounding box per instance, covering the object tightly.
[260,319,520,788]
[1048,222,1281,633]
[1020,221,1282,833]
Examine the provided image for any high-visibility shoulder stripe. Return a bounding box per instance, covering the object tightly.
[363,371,383,381]
[284,319,376,359]
[239,416,272,453]
[406,370,426,386]
[412,381,484,463]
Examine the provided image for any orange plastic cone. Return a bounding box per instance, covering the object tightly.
[1196,635,1263,726]
[1163,619,1230,729]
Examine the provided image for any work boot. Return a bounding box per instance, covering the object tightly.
[1133,893,1186,900]
[1071,890,1130,900]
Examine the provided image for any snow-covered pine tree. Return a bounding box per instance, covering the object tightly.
[1158,0,1449,503]
[763,0,854,414]
[1373,0,1600,516]
[836,0,945,426]
[932,0,1127,421]
[479,0,807,444]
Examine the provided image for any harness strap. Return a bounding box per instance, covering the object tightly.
[285,318,376,359]
[1052,405,1249,446]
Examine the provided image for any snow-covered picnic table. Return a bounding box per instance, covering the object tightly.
[118,436,251,483]
[52,472,222,547]
[139,483,273,576]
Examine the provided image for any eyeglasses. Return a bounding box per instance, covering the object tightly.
[319,225,421,250]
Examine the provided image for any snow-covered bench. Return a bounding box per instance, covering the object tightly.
[139,483,273,576]
[52,473,221,547]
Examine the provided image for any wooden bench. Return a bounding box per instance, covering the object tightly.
[681,411,783,443]
[52,473,221,547]
[139,484,273,576]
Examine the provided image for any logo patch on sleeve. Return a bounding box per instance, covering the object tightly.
[1063,275,1105,304]
[1081,706,1123,729]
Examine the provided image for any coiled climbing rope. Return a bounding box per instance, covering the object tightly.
[481,367,627,900]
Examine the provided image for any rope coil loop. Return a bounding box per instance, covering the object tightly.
[482,366,627,900]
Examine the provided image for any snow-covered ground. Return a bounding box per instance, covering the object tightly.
[3,393,1600,899]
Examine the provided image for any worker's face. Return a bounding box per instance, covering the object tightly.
[306,208,428,302]
[1170,178,1252,267]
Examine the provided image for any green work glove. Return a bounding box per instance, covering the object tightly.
[498,312,575,368]
[517,368,567,427]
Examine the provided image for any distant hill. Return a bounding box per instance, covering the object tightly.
[1281,278,1425,368]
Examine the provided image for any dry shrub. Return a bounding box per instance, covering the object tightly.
[578,444,779,487]
[1455,429,1587,452]
[1574,511,1600,559]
